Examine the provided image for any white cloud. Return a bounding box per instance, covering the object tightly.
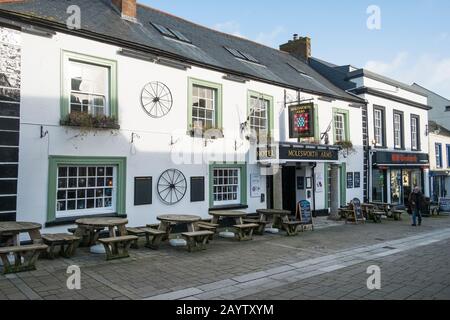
[213,21,245,38]
[364,52,450,98]
[212,22,285,48]
[255,26,285,47]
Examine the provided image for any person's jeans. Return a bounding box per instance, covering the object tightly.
[412,208,422,226]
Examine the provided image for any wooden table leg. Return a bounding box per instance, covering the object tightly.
[159,222,171,240]
[211,216,219,225]
[187,223,195,232]
[236,217,243,225]
[28,230,42,244]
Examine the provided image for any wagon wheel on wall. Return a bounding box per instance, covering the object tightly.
[141,81,173,118]
[157,169,187,205]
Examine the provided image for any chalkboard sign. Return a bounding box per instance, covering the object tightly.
[347,172,354,189]
[354,172,361,188]
[297,200,313,225]
[439,198,450,213]
[134,177,152,206]
[297,177,305,190]
[190,177,205,202]
[351,198,364,222]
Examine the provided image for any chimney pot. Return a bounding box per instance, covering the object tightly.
[293,34,299,40]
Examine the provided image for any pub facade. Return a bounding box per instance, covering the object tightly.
[0,1,366,232]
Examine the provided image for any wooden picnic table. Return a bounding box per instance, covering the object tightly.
[157,214,202,235]
[256,209,291,229]
[74,217,128,247]
[0,222,42,246]
[370,202,392,213]
[209,211,248,225]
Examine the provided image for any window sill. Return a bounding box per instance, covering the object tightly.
[374,146,388,150]
[209,204,248,211]
[60,121,121,130]
[45,213,127,228]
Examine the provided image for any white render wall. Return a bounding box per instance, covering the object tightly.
[429,133,450,171]
[16,30,364,234]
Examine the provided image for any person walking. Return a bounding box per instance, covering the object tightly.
[408,186,424,227]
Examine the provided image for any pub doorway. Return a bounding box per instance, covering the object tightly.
[282,165,297,214]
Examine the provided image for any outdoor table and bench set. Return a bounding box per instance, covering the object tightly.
[0,204,316,274]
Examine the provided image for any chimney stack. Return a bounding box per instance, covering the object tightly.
[111,0,137,22]
[279,35,311,61]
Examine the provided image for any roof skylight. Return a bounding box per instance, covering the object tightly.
[224,46,259,64]
[151,22,192,44]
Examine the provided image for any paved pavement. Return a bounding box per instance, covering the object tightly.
[1,215,450,300]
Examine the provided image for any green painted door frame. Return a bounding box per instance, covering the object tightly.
[339,163,347,206]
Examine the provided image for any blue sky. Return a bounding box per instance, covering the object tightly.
[142,0,450,98]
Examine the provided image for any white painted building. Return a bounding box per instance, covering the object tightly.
[310,59,431,207]
[0,0,365,234]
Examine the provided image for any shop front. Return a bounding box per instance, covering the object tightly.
[430,171,449,203]
[258,143,342,216]
[371,151,429,206]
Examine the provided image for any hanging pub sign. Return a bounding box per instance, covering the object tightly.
[289,103,315,139]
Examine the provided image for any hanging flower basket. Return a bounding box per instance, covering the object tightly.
[61,112,120,130]
[334,140,355,157]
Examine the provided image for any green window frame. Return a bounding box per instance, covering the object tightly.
[208,163,247,208]
[61,50,118,120]
[47,156,126,222]
[333,108,350,143]
[188,77,223,132]
[247,90,274,137]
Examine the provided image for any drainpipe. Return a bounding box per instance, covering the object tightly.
[311,162,317,217]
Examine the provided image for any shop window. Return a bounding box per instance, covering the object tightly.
[47,156,126,222]
[56,165,116,217]
[209,163,247,208]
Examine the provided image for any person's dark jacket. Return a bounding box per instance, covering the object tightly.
[409,191,425,212]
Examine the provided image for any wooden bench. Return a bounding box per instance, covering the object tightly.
[127,227,166,250]
[41,234,81,259]
[233,224,259,241]
[196,222,219,241]
[0,244,48,274]
[282,221,303,236]
[98,235,138,261]
[181,231,214,252]
[243,219,267,235]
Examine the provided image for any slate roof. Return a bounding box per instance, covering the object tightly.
[0,0,364,103]
[412,83,450,111]
[310,57,427,97]
[429,121,450,138]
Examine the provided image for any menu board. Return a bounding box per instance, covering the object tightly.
[439,198,450,213]
[298,200,313,225]
[347,172,354,189]
[354,172,361,188]
[352,198,364,221]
